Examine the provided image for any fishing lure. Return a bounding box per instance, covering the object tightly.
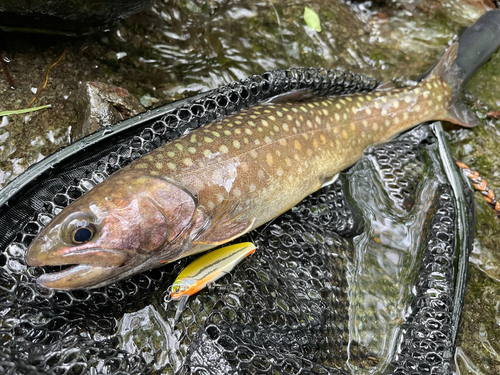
[170,242,256,321]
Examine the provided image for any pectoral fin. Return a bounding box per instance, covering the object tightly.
[192,200,255,246]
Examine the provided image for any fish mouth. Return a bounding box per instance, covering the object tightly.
[28,248,130,290]
[27,248,129,267]
[36,264,124,289]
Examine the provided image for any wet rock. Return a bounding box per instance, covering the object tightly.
[73,81,144,141]
[0,0,151,34]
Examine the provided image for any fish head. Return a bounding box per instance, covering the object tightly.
[26,170,199,289]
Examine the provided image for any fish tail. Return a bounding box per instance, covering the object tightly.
[426,43,479,128]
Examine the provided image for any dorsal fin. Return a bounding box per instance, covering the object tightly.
[264,89,315,104]
[376,81,396,91]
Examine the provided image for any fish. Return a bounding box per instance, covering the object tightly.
[170,242,256,321]
[26,43,478,289]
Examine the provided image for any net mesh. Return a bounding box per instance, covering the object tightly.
[0,68,471,375]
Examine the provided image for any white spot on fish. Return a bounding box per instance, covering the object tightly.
[233,188,241,198]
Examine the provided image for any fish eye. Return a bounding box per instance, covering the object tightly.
[61,212,99,245]
[71,226,94,244]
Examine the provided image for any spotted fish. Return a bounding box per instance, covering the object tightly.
[26,43,478,289]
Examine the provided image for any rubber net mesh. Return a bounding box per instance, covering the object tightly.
[0,68,472,374]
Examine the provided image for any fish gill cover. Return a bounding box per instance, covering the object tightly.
[0,65,474,374]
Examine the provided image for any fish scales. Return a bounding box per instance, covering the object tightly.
[26,43,478,289]
[133,81,450,230]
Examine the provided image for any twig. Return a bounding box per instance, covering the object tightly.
[26,50,66,108]
[1,53,15,88]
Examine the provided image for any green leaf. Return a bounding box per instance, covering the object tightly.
[304,7,321,33]
[0,104,52,116]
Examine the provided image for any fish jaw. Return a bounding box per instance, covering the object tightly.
[36,264,125,290]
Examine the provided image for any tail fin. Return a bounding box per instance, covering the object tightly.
[426,43,479,128]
